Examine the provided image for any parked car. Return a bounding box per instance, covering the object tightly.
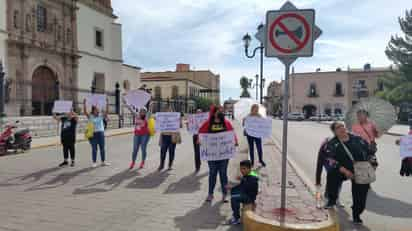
[332,114,345,121]
[285,112,305,121]
[309,114,332,121]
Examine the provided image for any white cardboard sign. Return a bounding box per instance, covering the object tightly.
[86,94,106,110]
[155,112,181,132]
[187,112,209,135]
[244,116,272,138]
[400,135,412,159]
[123,90,151,110]
[199,131,236,161]
[52,100,73,113]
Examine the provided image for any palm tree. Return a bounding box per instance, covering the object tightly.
[240,76,251,98]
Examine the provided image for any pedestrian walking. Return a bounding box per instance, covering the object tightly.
[315,137,345,208]
[243,104,266,167]
[191,109,203,172]
[158,107,182,171]
[327,122,376,225]
[53,110,78,167]
[226,160,259,225]
[126,105,150,170]
[83,99,110,167]
[199,105,238,203]
[352,110,380,157]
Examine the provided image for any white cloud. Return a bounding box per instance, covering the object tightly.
[112,0,410,101]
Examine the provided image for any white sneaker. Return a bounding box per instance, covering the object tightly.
[101,162,110,166]
[92,163,98,168]
[336,200,345,208]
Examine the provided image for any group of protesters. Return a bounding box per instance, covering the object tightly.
[53,99,264,226]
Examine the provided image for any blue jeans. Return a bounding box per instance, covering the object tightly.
[246,135,263,165]
[207,159,229,196]
[90,132,105,163]
[132,134,150,162]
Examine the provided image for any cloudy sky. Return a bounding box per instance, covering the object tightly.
[112,0,409,101]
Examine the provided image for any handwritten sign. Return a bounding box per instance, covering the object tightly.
[86,94,106,110]
[199,131,236,161]
[123,90,151,110]
[187,112,209,135]
[400,135,412,159]
[244,116,272,138]
[155,112,181,132]
[52,100,73,113]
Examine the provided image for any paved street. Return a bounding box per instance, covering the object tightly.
[272,120,412,231]
[0,130,243,231]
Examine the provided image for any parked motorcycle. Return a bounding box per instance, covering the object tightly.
[0,121,32,155]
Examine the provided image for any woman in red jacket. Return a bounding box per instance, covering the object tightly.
[199,105,238,203]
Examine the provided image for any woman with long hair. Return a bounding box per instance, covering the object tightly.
[158,106,181,171]
[128,107,150,169]
[243,104,266,167]
[199,105,238,203]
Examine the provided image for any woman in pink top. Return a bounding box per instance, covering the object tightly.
[129,107,150,169]
[351,110,380,145]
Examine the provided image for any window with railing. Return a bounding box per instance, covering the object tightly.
[334,82,344,97]
[308,83,319,97]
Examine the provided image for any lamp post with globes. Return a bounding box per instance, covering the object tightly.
[243,23,264,104]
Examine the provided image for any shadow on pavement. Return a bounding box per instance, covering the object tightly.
[126,170,170,189]
[25,167,95,191]
[174,202,237,231]
[163,172,207,194]
[366,189,412,218]
[0,167,61,187]
[73,169,139,195]
[337,208,371,231]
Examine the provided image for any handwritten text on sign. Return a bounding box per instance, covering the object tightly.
[244,117,272,138]
[52,100,73,113]
[199,131,236,161]
[400,135,412,159]
[187,112,209,135]
[155,112,181,132]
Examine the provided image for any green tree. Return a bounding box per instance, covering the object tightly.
[377,9,412,106]
[240,76,251,98]
[193,97,214,112]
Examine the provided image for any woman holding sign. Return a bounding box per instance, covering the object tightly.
[199,105,238,203]
[83,98,110,167]
[243,104,266,167]
[158,107,182,171]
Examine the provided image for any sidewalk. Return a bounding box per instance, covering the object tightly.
[31,127,134,149]
[232,121,335,230]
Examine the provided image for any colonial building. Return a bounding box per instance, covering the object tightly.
[288,65,391,118]
[0,0,141,116]
[264,80,282,116]
[141,64,220,112]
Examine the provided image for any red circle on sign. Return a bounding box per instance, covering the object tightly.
[269,13,311,54]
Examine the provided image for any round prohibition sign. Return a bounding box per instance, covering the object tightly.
[269,13,311,54]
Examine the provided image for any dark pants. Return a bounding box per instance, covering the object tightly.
[230,185,250,219]
[62,142,75,160]
[326,170,345,205]
[160,135,176,168]
[90,132,105,163]
[207,159,229,196]
[193,135,201,171]
[352,182,370,219]
[246,135,263,165]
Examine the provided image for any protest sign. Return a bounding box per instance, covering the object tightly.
[86,94,106,110]
[199,131,236,161]
[52,100,72,113]
[123,90,151,110]
[400,135,412,159]
[155,112,181,132]
[187,112,209,135]
[244,116,272,138]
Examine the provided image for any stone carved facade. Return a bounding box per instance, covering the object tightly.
[5,0,79,116]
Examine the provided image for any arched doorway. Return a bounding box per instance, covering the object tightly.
[303,104,317,119]
[32,66,57,115]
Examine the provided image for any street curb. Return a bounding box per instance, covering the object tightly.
[242,135,340,231]
[31,130,133,150]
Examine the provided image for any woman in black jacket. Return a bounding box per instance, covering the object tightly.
[326,122,375,225]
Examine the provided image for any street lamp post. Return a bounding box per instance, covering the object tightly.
[243,23,264,104]
[0,60,4,116]
[248,75,259,100]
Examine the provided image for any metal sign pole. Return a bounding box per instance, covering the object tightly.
[280,59,292,210]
